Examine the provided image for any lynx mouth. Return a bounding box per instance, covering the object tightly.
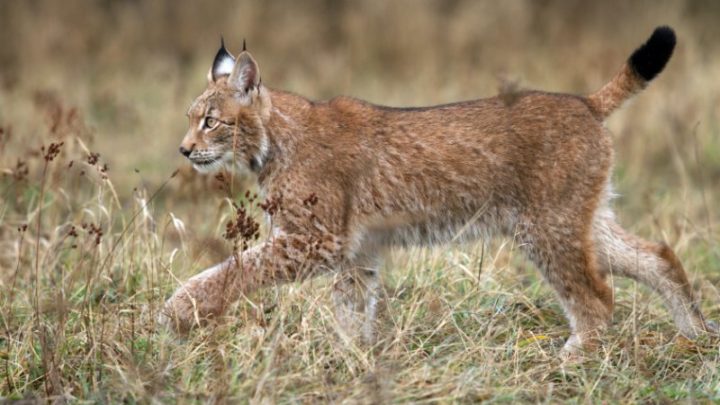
[191,157,223,173]
[191,157,219,165]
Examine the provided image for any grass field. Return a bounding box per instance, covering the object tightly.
[1,0,719,402]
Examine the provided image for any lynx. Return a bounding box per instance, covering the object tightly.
[162,27,717,355]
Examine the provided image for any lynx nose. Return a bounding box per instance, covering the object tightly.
[179,145,193,157]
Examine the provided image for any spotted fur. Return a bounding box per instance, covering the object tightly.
[162,28,716,356]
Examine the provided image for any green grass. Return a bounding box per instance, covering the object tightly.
[1,166,717,402]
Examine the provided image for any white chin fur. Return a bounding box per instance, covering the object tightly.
[192,152,245,175]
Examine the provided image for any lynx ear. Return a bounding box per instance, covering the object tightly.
[209,37,235,82]
[228,50,260,95]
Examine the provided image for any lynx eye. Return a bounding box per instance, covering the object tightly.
[204,117,219,129]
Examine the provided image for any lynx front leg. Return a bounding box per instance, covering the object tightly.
[161,179,353,332]
[332,265,381,345]
[161,230,347,332]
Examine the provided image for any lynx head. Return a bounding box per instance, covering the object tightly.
[180,39,271,174]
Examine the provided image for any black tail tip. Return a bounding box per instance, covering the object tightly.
[629,26,676,81]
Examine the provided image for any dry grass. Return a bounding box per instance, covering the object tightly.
[1,0,719,402]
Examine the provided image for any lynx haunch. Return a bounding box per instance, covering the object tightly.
[162,27,717,355]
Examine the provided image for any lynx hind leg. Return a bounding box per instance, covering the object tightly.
[593,209,716,337]
[331,265,381,345]
[520,226,614,356]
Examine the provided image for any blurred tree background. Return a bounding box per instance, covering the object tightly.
[1,0,719,263]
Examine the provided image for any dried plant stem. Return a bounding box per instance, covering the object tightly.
[33,155,51,397]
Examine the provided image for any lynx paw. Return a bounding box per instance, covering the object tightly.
[158,290,200,333]
[559,334,585,362]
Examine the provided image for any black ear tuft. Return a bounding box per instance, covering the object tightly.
[629,26,676,82]
[242,38,247,52]
[211,36,235,81]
